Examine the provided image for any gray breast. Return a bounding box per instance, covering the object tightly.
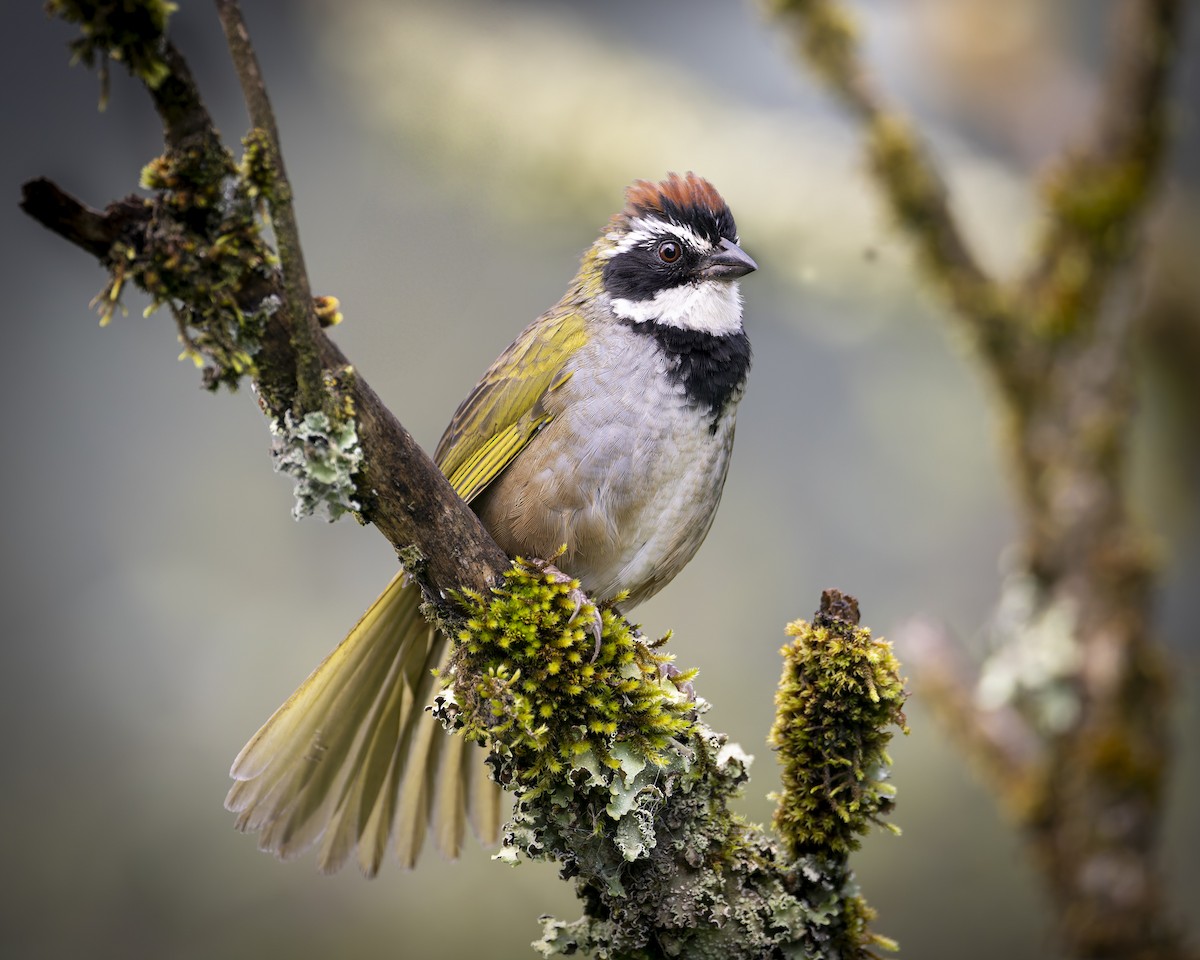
[474,323,742,607]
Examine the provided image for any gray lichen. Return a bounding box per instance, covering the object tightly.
[270,410,363,521]
[976,570,1082,734]
[442,566,904,959]
[521,721,811,960]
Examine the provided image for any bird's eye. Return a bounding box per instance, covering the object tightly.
[657,240,682,263]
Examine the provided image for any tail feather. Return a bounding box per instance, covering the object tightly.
[314,623,414,873]
[226,572,503,872]
[433,728,469,859]
[351,712,405,876]
[227,574,411,783]
[227,580,411,851]
[314,589,435,872]
[321,602,443,875]
[470,745,503,843]
[393,691,439,867]
[258,623,411,860]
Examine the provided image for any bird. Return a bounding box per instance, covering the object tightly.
[225,172,757,876]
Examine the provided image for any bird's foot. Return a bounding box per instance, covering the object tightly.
[658,660,696,702]
[528,557,604,659]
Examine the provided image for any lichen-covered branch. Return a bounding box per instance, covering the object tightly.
[23,0,508,603]
[769,2,1194,958]
[441,572,905,959]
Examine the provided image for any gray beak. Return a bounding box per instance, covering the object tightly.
[702,237,758,280]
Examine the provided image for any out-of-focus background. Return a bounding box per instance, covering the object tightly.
[3,1,1197,957]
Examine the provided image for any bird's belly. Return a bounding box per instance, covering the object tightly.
[475,397,736,608]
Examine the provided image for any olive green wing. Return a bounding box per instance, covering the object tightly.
[435,309,587,504]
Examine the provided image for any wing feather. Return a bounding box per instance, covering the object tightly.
[435,310,585,499]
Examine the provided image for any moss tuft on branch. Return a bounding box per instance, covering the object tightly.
[766,591,906,960]
[771,590,908,860]
[47,0,176,106]
[100,135,278,390]
[445,558,695,790]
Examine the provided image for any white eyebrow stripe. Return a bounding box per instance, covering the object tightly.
[600,216,714,258]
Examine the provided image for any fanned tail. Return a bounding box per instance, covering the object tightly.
[225,573,502,875]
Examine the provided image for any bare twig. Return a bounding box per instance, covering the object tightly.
[19,179,145,260]
[214,0,324,415]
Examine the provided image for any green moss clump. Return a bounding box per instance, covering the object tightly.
[1044,160,1149,239]
[94,134,280,391]
[240,127,285,212]
[446,564,804,958]
[769,591,907,958]
[865,115,940,241]
[47,0,176,106]
[446,559,695,797]
[770,590,908,858]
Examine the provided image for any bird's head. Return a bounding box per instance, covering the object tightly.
[593,172,757,336]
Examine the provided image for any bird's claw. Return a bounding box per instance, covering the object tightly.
[658,660,696,702]
[530,558,604,660]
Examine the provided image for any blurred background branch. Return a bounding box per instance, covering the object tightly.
[769,1,1194,958]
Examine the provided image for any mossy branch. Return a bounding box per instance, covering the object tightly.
[762,0,1029,401]
[22,0,509,603]
[444,571,906,959]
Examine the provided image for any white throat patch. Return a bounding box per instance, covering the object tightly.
[610,279,744,336]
